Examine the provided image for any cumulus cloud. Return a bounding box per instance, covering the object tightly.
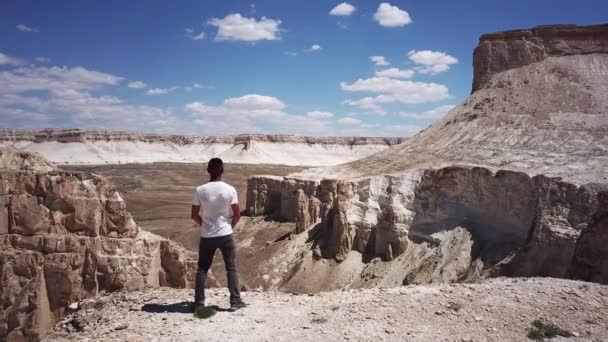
[408,50,458,75]
[16,24,38,33]
[337,117,362,125]
[209,14,282,42]
[0,53,24,66]
[341,77,449,103]
[375,68,414,79]
[0,64,176,132]
[128,81,147,89]
[35,57,51,63]
[186,94,286,119]
[370,56,390,66]
[146,87,178,95]
[399,104,455,120]
[185,94,338,135]
[305,44,322,52]
[306,111,334,119]
[374,3,412,27]
[330,3,356,16]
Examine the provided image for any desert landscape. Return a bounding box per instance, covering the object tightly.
[1,1,608,341]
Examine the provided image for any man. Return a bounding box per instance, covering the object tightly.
[191,158,246,311]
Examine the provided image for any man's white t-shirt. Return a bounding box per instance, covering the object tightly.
[192,181,238,238]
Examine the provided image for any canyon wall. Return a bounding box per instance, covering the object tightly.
[246,24,608,288]
[0,167,202,341]
[0,130,406,166]
[246,166,608,284]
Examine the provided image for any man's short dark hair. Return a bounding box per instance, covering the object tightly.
[207,158,224,177]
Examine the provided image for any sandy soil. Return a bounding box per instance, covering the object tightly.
[44,278,608,342]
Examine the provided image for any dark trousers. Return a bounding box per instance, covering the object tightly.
[194,234,241,305]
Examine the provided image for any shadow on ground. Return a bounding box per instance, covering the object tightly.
[142,302,230,314]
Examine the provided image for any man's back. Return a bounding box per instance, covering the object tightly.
[192,181,238,238]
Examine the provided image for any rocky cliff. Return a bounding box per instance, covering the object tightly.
[0,152,202,341]
[245,24,608,289]
[472,24,608,92]
[0,129,407,166]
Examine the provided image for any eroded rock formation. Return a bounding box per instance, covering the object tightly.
[472,24,608,92]
[247,166,607,283]
[0,166,201,341]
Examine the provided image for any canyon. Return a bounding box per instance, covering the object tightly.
[1,23,608,341]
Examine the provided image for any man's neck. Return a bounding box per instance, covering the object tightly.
[209,176,222,182]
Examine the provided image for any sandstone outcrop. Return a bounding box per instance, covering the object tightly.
[0,157,201,341]
[0,147,56,173]
[247,166,606,283]
[472,24,608,92]
[569,190,608,284]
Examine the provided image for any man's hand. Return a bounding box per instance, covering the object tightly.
[231,203,240,228]
[191,205,202,226]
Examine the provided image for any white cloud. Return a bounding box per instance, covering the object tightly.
[16,24,38,33]
[330,3,356,16]
[35,57,51,63]
[284,51,299,57]
[209,14,282,42]
[370,56,390,66]
[374,3,412,27]
[186,94,286,120]
[375,68,414,79]
[398,104,455,120]
[193,83,203,88]
[128,81,147,89]
[185,28,206,40]
[305,44,322,52]
[337,117,362,125]
[342,97,387,115]
[408,50,458,75]
[306,111,334,119]
[0,53,24,66]
[146,87,178,95]
[341,77,449,103]
[0,64,177,132]
[382,124,423,137]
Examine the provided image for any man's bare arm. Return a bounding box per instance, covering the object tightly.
[191,205,202,226]
[231,203,240,228]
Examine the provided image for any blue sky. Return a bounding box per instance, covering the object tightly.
[1,0,606,136]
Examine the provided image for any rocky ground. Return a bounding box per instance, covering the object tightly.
[44,278,608,342]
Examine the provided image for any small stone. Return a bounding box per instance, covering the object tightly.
[572,331,580,337]
[474,316,483,322]
[114,324,128,331]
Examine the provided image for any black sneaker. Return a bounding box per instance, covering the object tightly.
[192,302,205,313]
[229,301,247,311]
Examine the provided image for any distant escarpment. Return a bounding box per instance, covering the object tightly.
[472,24,608,92]
[0,151,204,341]
[0,129,407,166]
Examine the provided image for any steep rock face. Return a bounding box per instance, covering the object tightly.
[472,24,608,92]
[0,129,407,166]
[247,166,606,284]
[569,190,608,283]
[0,171,200,341]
